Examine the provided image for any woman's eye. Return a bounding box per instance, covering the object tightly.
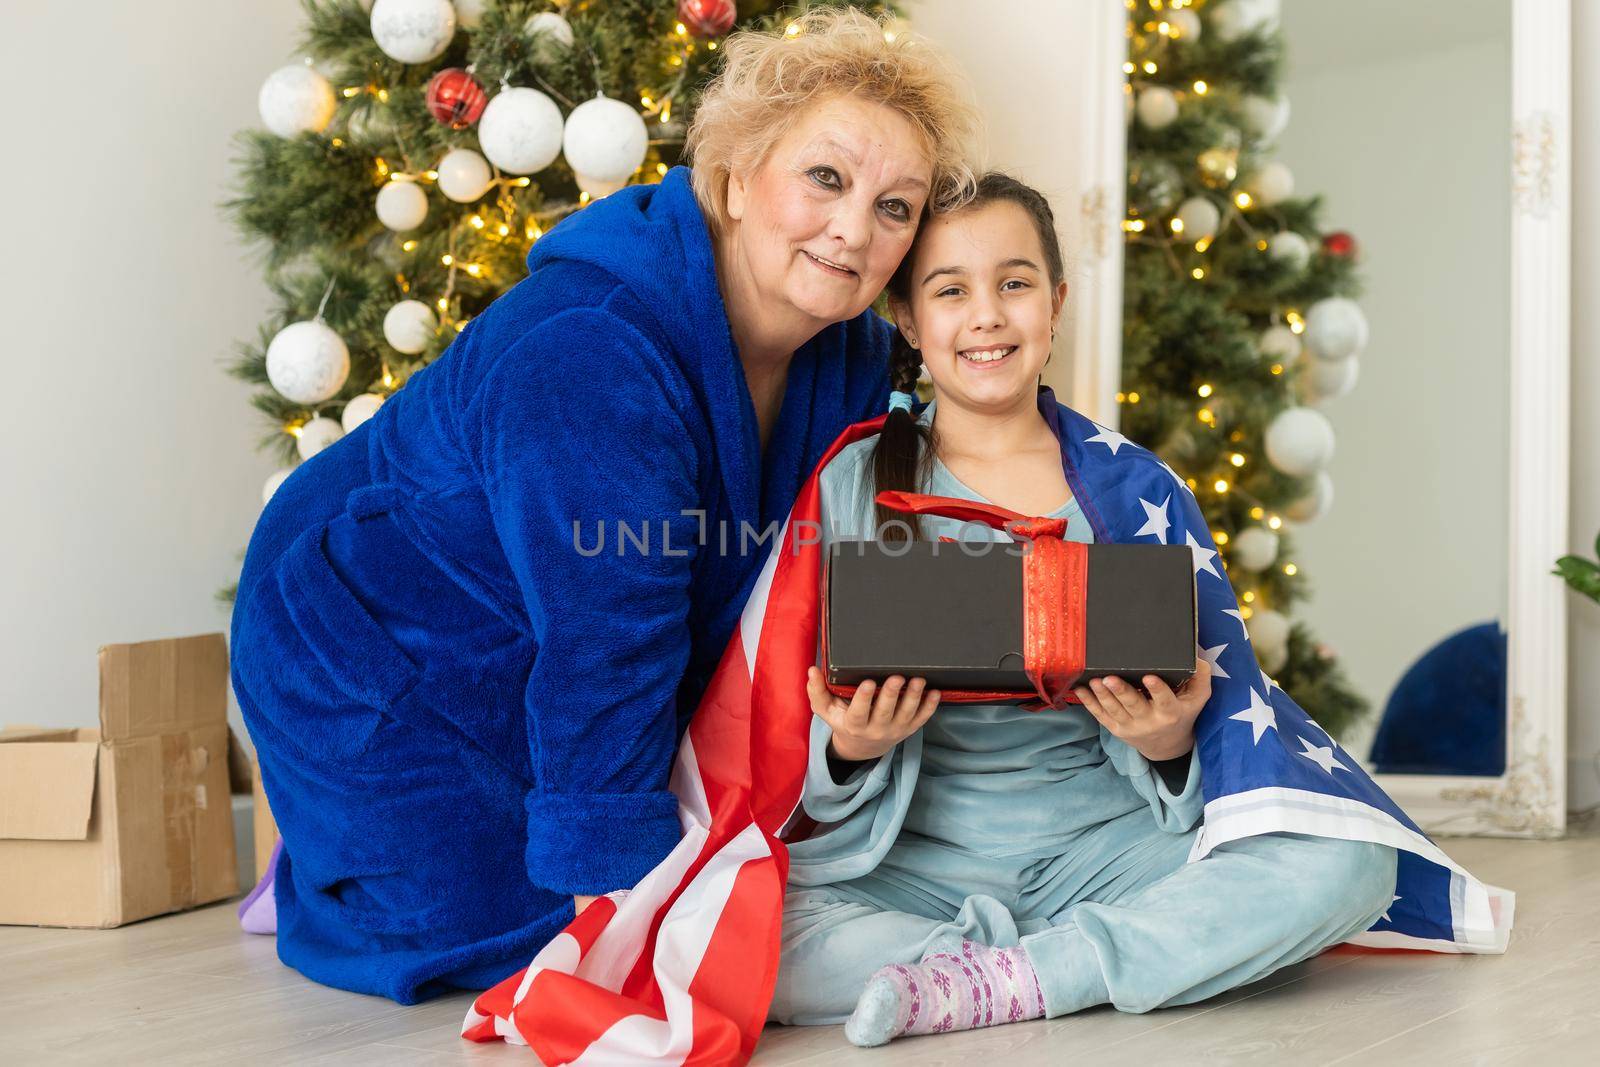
[880,199,911,222]
[808,167,841,189]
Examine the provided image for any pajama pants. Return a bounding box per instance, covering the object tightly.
[769,805,1398,1024]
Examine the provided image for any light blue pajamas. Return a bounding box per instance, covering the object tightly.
[769,414,1398,1025]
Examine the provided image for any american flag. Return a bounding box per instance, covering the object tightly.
[462,390,1511,1063]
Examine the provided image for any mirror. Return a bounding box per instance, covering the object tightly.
[1273,0,1513,777]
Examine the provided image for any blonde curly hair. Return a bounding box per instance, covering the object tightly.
[686,7,981,235]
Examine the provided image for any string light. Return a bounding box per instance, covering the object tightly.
[1215,530,1230,545]
[401,239,417,252]
[1127,391,1141,403]
[1193,79,1208,94]
[436,297,449,311]
[1242,591,1256,604]
[440,254,454,266]
[1270,363,1285,375]
[674,22,688,36]
[497,223,510,236]
[784,22,800,37]
[1123,218,1146,233]
[708,41,717,50]
[1268,515,1283,530]
[1235,192,1253,209]
[1123,61,1136,74]
[1214,479,1230,493]
[465,263,482,277]
[1250,507,1265,519]
[1143,61,1158,74]
[424,169,439,181]
[1229,453,1246,467]
[1197,383,1213,398]
[1170,218,1185,234]
[656,162,669,176]
[1191,267,1205,280]
[1194,236,1212,252]
[1283,563,1298,576]
[1197,407,1214,424]
[376,88,389,103]
[469,215,485,229]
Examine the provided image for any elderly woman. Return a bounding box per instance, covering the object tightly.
[230,9,978,1004]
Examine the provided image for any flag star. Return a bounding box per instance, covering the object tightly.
[1296,735,1349,775]
[1228,688,1277,744]
[1381,895,1402,923]
[1260,667,1281,695]
[1085,424,1134,456]
[1135,495,1172,544]
[1305,716,1335,744]
[1185,531,1222,580]
[1198,642,1232,680]
[1222,608,1247,629]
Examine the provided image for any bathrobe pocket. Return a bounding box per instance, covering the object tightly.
[279,519,424,714]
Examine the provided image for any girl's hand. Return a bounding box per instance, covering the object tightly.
[575,894,599,915]
[806,666,941,762]
[1074,656,1212,762]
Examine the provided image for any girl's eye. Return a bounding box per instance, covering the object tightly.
[880,199,911,222]
[808,166,841,189]
[1003,279,1031,291]
[936,287,963,298]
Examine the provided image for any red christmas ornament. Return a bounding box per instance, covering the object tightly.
[678,0,736,39]
[425,68,488,129]
[1321,230,1359,260]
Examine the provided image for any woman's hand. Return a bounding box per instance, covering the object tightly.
[806,667,941,762]
[1074,656,1212,762]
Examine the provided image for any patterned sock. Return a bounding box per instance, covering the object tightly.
[844,939,1045,1047]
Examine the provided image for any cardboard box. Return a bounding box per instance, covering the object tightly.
[824,540,1197,696]
[0,634,240,928]
[251,757,278,883]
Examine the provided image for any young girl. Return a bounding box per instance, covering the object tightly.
[766,174,1398,1046]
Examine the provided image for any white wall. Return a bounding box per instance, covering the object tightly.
[0,3,302,735]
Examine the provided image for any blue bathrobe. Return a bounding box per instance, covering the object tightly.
[229,166,893,1003]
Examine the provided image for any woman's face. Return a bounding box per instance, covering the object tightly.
[892,200,1068,415]
[725,96,933,329]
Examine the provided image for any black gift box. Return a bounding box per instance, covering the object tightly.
[824,539,1197,699]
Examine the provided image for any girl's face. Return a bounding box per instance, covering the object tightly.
[891,200,1067,415]
[725,96,933,330]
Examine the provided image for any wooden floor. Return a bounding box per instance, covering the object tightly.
[3,833,1597,1065]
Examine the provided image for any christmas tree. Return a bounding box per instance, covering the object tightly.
[1120,0,1370,738]
[222,0,894,600]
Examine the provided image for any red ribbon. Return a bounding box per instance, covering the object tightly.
[873,490,1087,711]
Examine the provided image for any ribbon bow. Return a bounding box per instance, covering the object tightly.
[873,490,1087,711]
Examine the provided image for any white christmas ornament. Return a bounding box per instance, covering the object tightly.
[1247,608,1290,672]
[1168,9,1201,41]
[258,64,336,138]
[1303,296,1369,361]
[1286,470,1335,523]
[1303,356,1360,403]
[262,468,294,506]
[1241,94,1290,140]
[455,0,487,29]
[370,0,457,64]
[384,300,437,354]
[1265,406,1336,477]
[1175,196,1221,241]
[341,393,386,432]
[1268,231,1311,273]
[478,88,563,175]
[563,96,649,183]
[575,172,629,200]
[1259,324,1302,365]
[525,12,575,58]
[1210,0,1279,43]
[296,417,345,460]
[266,320,350,404]
[375,180,429,231]
[436,147,493,203]
[1246,161,1294,206]
[1231,526,1280,572]
[1136,87,1179,129]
